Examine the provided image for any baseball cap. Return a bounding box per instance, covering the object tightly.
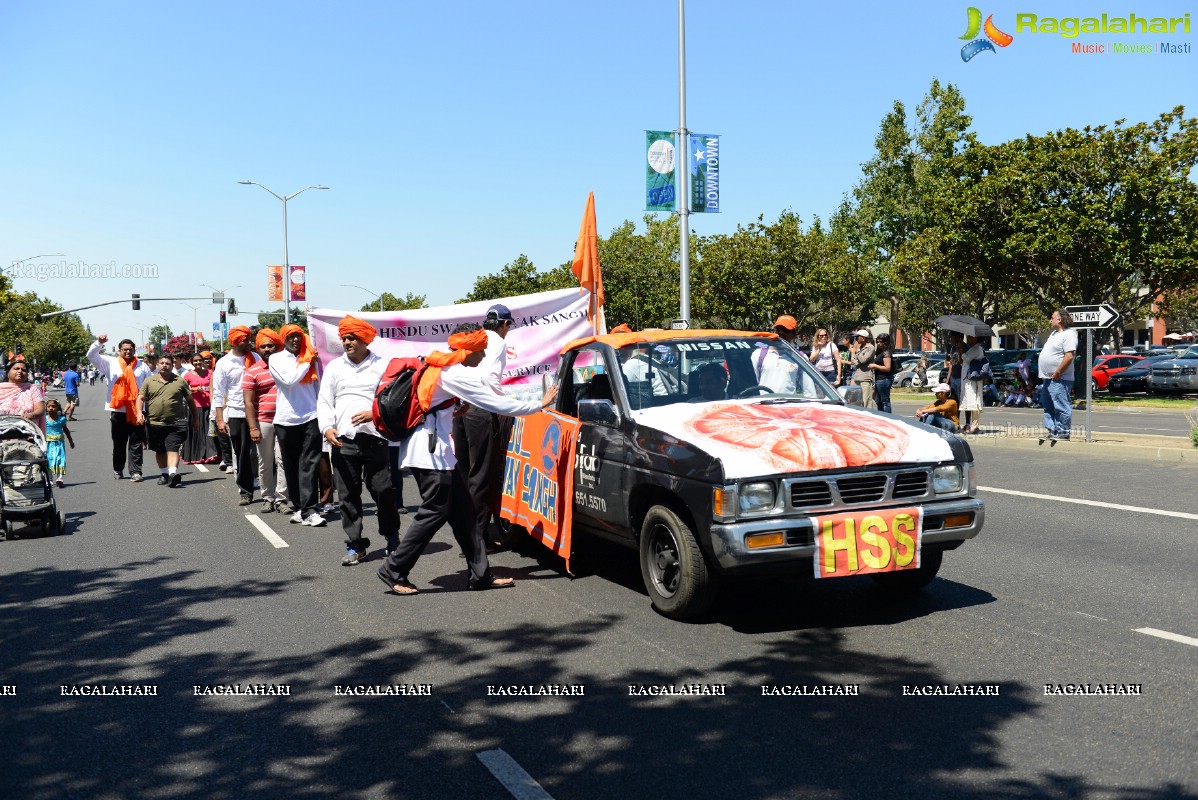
[773,315,797,331]
[854,329,872,339]
[932,383,952,394]
[487,303,514,322]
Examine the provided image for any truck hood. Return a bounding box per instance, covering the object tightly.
[631,400,955,480]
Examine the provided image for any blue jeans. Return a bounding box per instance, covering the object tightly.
[923,413,957,432]
[874,378,893,413]
[1040,379,1073,438]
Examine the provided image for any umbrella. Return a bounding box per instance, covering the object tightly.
[934,315,995,338]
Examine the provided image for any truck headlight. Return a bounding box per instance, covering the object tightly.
[738,481,777,514]
[933,465,963,494]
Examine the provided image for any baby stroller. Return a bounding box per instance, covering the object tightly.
[0,415,65,539]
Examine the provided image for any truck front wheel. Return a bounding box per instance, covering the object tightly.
[869,548,943,592]
[639,505,714,620]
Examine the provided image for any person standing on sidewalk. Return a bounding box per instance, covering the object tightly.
[1038,309,1077,442]
[271,323,325,527]
[317,316,394,566]
[869,332,895,413]
[849,330,876,409]
[139,354,193,487]
[376,325,558,596]
[87,335,153,482]
[242,329,289,514]
[212,327,261,505]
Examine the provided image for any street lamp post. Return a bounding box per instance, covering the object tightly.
[341,283,383,313]
[200,284,240,351]
[238,181,329,323]
[7,254,65,277]
[179,303,200,350]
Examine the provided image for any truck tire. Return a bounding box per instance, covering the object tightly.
[870,548,943,592]
[639,505,714,620]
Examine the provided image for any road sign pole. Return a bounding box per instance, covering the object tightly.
[1085,328,1092,443]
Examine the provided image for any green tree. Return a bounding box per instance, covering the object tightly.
[458,254,575,304]
[0,289,92,368]
[598,215,681,330]
[360,292,428,312]
[257,308,308,330]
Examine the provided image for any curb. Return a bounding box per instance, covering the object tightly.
[965,434,1198,463]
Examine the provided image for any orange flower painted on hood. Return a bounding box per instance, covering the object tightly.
[683,403,909,472]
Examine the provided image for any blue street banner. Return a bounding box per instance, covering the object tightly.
[688,133,720,213]
[645,131,677,211]
[211,322,220,337]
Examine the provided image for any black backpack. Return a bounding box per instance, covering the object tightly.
[372,357,454,443]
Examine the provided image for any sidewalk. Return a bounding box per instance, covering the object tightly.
[963,423,1197,463]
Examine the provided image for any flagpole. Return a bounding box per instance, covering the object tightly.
[677,0,691,322]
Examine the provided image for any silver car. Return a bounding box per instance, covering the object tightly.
[1147,346,1198,394]
[894,356,945,388]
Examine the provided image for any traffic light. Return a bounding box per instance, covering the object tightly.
[227,298,237,315]
[219,311,227,324]
[132,293,141,310]
[290,308,301,324]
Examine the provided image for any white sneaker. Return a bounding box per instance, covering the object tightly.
[289,511,305,524]
[303,513,327,527]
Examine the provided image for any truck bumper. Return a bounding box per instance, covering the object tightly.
[707,497,985,573]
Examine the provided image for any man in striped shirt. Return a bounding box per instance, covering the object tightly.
[242,329,290,514]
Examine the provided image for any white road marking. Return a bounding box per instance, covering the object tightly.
[978,486,1198,521]
[1076,612,1109,622]
[245,514,289,549]
[1134,627,1198,648]
[195,464,209,473]
[477,750,555,800]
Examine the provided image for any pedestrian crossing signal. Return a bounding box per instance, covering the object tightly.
[220,311,227,324]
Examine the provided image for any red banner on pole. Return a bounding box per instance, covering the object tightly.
[289,266,306,302]
[267,265,284,302]
[499,410,579,572]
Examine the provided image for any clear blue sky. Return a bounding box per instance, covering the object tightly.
[2,0,1194,347]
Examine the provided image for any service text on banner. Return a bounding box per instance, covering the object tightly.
[500,410,580,571]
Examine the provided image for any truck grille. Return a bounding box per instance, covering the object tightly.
[787,468,933,511]
[1152,365,1196,376]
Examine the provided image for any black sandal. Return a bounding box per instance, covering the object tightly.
[376,570,419,596]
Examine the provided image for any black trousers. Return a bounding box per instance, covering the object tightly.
[110,412,144,476]
[379,466,490,586]
[452,407,511,546]
[276,419,322,516]
[217,428,233,466]
[227,417,258,499]
[331,433,400,547]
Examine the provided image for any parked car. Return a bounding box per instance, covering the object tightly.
[1090,354,1144,392]
[1147,347,1198,395]
[526,330,984,620]
[895,356,945,388]
[1106,355,1176,394]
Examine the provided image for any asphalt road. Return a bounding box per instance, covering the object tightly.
[890,393,1195,438]
[2,387,1195,799]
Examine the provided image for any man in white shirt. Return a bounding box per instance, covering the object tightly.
[1037,309,1078,442]
[452,302,515,551]
[271,323,325,526]
[87,335,154,481]
[376,324,557,596]
[317,316,395,566]
[211,326,262,504]
[754,315,801,393]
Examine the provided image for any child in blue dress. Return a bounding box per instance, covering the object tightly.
[44,399,75,488]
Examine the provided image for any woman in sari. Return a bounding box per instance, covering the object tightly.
[0,359,47,431]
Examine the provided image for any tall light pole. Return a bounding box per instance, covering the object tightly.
[341,283,383,313]
[676,0,691,321]
[179,303,200,350]
[7,253,65,279]
[238,181,329,323]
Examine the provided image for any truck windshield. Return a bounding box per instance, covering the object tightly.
[616,338,838,411]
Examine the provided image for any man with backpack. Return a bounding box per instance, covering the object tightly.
[317,315,396,566]
[375,324,557,597]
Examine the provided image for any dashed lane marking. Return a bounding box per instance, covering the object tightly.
[195,464,209,473]
[245,514,289,549]
[978,486,1198,521]
[477,750,555,800]
[1134,627,1198,648]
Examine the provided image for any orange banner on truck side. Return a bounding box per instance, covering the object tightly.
[500,410,579,572]
[813,506,923,579]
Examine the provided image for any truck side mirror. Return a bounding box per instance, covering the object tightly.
[578,399,621,426]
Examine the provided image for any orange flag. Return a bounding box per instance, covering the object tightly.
[571,191,604,326]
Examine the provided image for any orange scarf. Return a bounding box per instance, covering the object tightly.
[416,330,487,411]
[109,356,141,423]
[280,324,319,384]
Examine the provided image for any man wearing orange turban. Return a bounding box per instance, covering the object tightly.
[377,323,558,597]
[317,315,395,564]
[87,333,154,481]
[271,324,325,525]
[242,329,289,513]
[212,324,263,504]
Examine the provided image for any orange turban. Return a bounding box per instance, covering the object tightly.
[199,350,212,359]
[227,326,252,346]
[255,328,283,349]
[448,328,488,353]
[610,323,632,334]
[280,323,319,384]
[337,315,376,344]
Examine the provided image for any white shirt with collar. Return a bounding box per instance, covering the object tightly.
[400,360,541,471]
[86,340,154,412]
[476,328,509,390]
[211,351,262,420]
[268,349,320,426]
[317,351,387,440]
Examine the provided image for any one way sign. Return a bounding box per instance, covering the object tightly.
[1065,304,1120,329]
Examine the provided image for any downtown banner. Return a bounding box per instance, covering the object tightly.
[308,287,597,390]
[688,133,720,213]
[645,131,677,211]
